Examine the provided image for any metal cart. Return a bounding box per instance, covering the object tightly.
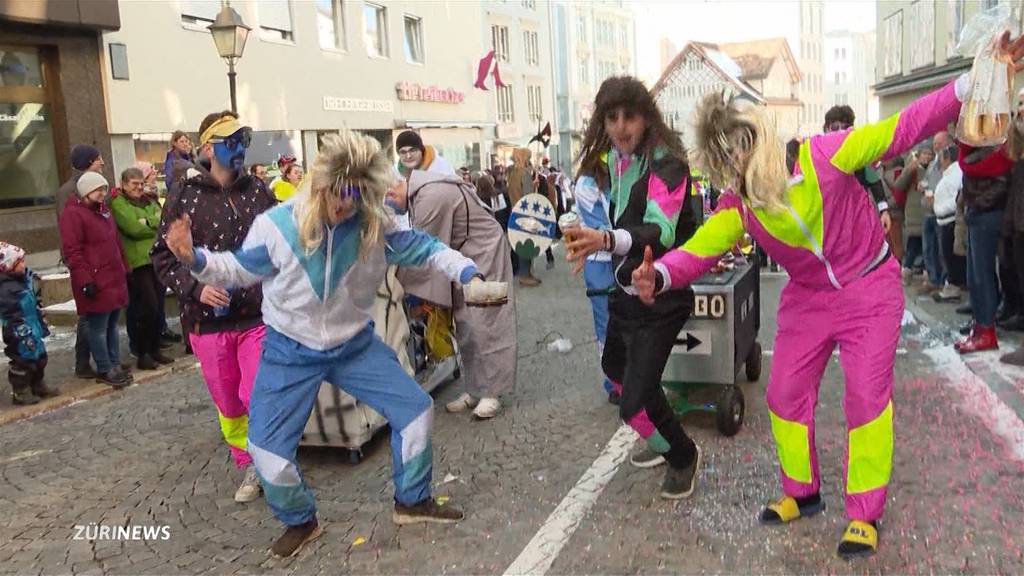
[662,256,763,436]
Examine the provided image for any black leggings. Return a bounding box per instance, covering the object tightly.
[939,222,966,288]
[128,265,163,357]
[603,291,697,468]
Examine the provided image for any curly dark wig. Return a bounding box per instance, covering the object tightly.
[575,76,686,190]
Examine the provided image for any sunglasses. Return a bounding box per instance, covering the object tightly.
[209,127,253,149]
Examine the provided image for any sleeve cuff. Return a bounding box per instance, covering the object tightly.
[653,262,672,294]
[612,229,632,256]
[190,248,207,273]
[954,73,970,102]
[877,201,889,212]
[458,265,480,285]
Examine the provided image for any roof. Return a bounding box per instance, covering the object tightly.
[651,42,765,105]
[705,38,802,84]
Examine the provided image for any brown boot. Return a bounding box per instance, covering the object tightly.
[518,276,541,287]
[271,518,322,558]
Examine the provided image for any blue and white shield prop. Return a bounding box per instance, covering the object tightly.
[507,193,555,260]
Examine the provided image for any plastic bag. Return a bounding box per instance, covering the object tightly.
[546,338,573,353]
[956,4,1017,147]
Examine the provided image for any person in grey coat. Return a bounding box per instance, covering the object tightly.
[393,170,516,420]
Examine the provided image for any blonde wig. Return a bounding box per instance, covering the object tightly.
[296,130,392,260]
[692,92,788,211]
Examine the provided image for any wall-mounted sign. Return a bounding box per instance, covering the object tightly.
[323,96,394,113]
[395,82,465,104]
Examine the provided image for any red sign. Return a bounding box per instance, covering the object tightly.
[395,82,465,104]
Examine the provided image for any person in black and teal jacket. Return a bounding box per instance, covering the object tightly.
[0,242,56,405]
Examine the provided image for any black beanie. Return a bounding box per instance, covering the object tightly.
[71,144,101,171]
[395,130,424,152]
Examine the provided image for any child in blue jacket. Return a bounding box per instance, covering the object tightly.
[0,242,56,405]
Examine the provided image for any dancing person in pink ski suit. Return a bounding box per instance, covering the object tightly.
[633,32,1024,559]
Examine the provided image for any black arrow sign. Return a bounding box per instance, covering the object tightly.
[674,333,703,351]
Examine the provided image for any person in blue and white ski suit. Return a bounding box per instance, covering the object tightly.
[163,130,481,558]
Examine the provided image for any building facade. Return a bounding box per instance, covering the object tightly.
[796,0,825,135]
[549,0,635,170]
[0,1,120,255]
[484,0,558,165]
[708,38,803,141]
[874,0,1024,118]
[102,0,494,180]
[825,29,879,126]
[652,42,765,149]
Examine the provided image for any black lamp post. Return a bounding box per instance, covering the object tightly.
[208,5,251,114]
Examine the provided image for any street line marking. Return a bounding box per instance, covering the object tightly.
[923,345,1024,462]
[503,424,638,576]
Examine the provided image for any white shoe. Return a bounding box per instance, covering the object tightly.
[234,465,263,503]
[472,397,501,420]
[445,393,479,413]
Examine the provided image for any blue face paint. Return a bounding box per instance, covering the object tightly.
[213,140,246,172]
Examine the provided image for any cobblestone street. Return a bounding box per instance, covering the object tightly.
[2,258,1024,575]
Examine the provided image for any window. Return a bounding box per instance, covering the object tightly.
[259,0,294,42]
[363,3,388,57]
[403,15,423,63]
[524,30,539,66]
[0,46,62,210]
[619,23,628,48]
[180,0,219,26]
[578,55,589,84]
[834,71,840,84]
[598,60,615,80]
[577,16,587,42]
[317,0,346,51]
[521,0,535,9]
[909,0,934,69]
[527,85,543,122]
[884,11,903,77]
[947,0,965,58]
[491,25,510,62]
[841,47,846,58]
[497,84,514,124]
[982,0,999,8]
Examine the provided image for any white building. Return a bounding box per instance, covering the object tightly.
[652,42,764,149]
[101,0,494,178]
[484,0,558,164]
[550,0,635,170]
[825,29,879,126]
[796,0,825,135]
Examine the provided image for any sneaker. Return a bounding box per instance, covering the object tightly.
[161,329,182,343]
[445,392,479,413]
[234,465,263,503]
[660,445,702,500]
[932,284,962,302]
[97,369,131,388]
[11,390,41,405]
[152,351,175,365]
[270,518,322,559]
[518,276,541,287]
[75,365,96,379]
[137,355,159,371]
[393,498,465,525]
[472,397,501,419]
[629,447,666,469]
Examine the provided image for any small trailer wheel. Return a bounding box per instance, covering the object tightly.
[715,385,745,437]
[348,449,364,464]
[745,341,763,382]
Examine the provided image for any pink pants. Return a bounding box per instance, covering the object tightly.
[190,324,265,469]
[767,258,902,521]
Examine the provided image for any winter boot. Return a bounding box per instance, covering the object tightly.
[955,324,999,354]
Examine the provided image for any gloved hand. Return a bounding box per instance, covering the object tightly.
[82,282,97,299]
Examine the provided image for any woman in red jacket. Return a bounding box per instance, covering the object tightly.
[58,172,132,387]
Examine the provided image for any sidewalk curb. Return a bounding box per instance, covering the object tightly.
[0,358,200,427]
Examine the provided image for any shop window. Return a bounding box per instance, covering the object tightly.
[260,0,295,42]
[404,15,424,64]
[317,0,347,51]
[0,46,60,210]
[364,2,389,57]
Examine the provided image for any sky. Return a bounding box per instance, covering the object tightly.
[633,0,878,84]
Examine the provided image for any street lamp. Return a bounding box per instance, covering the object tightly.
[208,4,251,114]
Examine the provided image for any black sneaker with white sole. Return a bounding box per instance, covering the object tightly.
[393,498,465,525]
[629,447,666,468]
[660,445,702,500]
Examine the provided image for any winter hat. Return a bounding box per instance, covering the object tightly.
[70,144,101,171]
[395,130,425,153]
[0,241,25,274]
[76,171,109,197]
